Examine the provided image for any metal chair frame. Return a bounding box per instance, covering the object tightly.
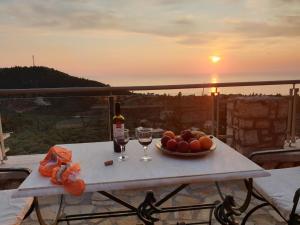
[214,148,300,225]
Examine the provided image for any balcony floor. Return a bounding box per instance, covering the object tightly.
[17,182,285,225]
[1,155,285,225]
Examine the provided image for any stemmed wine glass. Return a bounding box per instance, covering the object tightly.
[137,128,153,161]
[114,129,130,161]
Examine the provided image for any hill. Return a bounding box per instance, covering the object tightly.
[0,66,108,89]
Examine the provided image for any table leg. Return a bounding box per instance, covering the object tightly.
[137,191,160,225]
[155,184,188,207]
[35,195,64,225]
[214,179,254,225]
[57,191,137,223]
[98,190,137,211]
[137,185,217,225]
[37,184,216,224]
[136,184,189,224]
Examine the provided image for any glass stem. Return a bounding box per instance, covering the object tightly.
[143,146,148,157]
[121,145,125,158]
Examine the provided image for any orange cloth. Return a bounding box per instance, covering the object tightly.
[51,163,85,196]
[51,164,67,185]
[62,163,85,196]
[40,146,85,196]
[39,146,72,177]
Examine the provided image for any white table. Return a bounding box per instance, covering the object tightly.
[13,137,269,225]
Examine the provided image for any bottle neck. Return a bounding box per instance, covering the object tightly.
[115,103,121,116]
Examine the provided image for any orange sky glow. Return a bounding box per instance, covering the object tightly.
[0,0,299,87]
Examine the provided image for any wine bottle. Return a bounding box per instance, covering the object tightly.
[113,102,125,153]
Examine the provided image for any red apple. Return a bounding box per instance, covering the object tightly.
[166,139,177,151]
[161,135,171,148]
[177,141,189,153]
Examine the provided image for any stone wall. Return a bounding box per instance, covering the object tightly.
[227,96,289,156]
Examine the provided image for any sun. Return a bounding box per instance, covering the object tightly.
[210,55,221,64]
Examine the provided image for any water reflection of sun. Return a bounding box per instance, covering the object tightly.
[210,75,218,94]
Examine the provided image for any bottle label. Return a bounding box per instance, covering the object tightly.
[113,123,124,138]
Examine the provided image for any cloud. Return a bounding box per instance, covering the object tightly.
[173,16,195,26]
[158,0,197,5]
[275,0,299,3]
[231,16,300,38]
[0,1,120,30]
[282,15,300,25]
[1,0,300,47]
[0,0,201,38]
[177,34,217,45]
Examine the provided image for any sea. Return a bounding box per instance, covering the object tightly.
[96,72,299,96]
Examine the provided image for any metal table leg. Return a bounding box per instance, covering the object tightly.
[35,184,217,225]
[136,184,217,225]
[35,195,64,225]
[214,179,254,225]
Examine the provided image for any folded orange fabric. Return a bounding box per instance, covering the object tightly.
[62,164,85,196]
[51,164,67,185]
[39,146,72,177]
[51,163,85,196]
[40,146,85,196]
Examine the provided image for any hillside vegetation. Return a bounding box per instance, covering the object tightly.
[0,66,107,89]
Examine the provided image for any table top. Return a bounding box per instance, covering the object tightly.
[14,137,269,198]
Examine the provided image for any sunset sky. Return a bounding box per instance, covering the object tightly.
[0,0,299,87]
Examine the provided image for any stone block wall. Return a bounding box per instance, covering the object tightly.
[226,96,289,156]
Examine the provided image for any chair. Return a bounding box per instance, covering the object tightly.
[214,148,300,225]
[243,149,300,225]
[0,168,34,225]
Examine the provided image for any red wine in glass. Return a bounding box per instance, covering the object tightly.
[137,128,153,161]
[138,138,152,146]
[117,139,129,146]
[114,129,130,161]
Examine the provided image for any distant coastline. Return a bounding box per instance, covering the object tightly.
[0,66,298,95]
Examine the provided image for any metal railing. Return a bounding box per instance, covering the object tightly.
[0,79,299,96]
[0,79,299,162]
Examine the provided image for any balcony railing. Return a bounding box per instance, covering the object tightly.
[0,79,299,163]
[0,79,299,95]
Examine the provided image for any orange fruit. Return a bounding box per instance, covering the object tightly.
[199,136,213,150]
[163,130,176,139]
[189,140,201,153]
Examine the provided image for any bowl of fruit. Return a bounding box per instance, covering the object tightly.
[156,130,216,157]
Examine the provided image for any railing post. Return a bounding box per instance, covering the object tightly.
[0,114,6,164]
[211,92,215,136]
[210,92,215,135]
[291,85,299,144]
[210,88,219,136]
[286,88,293,146]
[108,94,115,141]
[216,90,220,138]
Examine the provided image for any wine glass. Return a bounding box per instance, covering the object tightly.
[114,129,130,161]
[137,128,153,161]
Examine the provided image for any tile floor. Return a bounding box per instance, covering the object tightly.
[21,181,286,225]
